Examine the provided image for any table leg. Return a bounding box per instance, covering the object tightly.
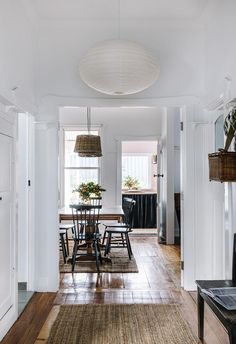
[228,327,236,344]
[197,287,204,341]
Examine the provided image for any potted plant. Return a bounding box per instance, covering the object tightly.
[209,107,236,182]
[123,176,140,190]
[73,181,106,203]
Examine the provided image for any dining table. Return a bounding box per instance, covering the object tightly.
[59,205,124,223]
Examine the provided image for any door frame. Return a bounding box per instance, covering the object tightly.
[32,95,200,293]
[27,113,35,291]
[156,139,163,240]
[116,135,160,206]
[17,112,35,291]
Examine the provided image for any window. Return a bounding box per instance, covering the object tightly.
[62,129,100,205]
[122,154,151,189]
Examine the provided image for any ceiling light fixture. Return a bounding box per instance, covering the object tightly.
[74,108,102,157]
[78,1,160,95]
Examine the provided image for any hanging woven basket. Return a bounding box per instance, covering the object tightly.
[74,134,102,157]
[208,151,236,182]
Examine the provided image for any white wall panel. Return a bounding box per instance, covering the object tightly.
[182,106,225,290]
[0,113,17,341]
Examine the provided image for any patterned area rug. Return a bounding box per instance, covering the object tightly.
[47,304,197,344]
[60,248,138,273]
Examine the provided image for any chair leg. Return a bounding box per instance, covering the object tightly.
[60,234,67,263]
[121,233,125,247]
[94,240,100,273]
[72,240,78,272]
[97,241,103,264]
[65,230,69,256]
[127,234,133,256]
[80,224,84,234]
[105,233,111,256]
[125,233,132,260]
[102,229,107,245]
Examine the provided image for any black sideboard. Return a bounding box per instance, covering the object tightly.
[122,193,157,228]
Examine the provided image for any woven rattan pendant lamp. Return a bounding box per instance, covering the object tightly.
[74,108,102,157]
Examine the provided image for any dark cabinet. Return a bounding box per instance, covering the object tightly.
[122,193,157,228]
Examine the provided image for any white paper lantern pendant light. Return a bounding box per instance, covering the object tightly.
[79,1,160,95]
[79,40,160,95]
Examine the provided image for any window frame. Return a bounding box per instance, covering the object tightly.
[122,152,153,190]
[59,125,102,207]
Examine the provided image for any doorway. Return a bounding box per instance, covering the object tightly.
[121,140,158,236]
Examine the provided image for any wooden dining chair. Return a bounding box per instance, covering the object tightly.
[102,198,136,259]
[70,204,102,272]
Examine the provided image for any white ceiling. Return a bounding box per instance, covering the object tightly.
[31,0,208,20]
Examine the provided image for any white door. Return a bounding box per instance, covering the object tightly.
[0,134,14,319]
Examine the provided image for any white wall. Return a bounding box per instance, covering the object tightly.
[0,0,35,107]
[122,141,157,154]
[0,1,37,338]
[36,19,205,100]
[203,0,236,104]
[203,0,236,280]
[180,105,226,290]
[60,107,162,206]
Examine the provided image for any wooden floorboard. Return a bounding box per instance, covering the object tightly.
[1,292,56,344]
[2,237,229,344]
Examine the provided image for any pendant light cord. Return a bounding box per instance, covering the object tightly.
[118,0,120,39]
[87,107,91,135]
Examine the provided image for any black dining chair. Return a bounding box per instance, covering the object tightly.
[59,229,68,264]
[102,198,136,259]
[75,198,102,237]
[59,223,75,259]
[70,204,102,272]
[89,197,102,206]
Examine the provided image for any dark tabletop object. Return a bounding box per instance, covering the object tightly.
[196,280,236,343]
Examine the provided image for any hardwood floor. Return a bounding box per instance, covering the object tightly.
[1,292,56,344]
[2,236,229,343]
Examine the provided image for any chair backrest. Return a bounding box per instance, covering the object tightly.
[122,197,136,228]
[70,204,102,240]
[89,197,102,206]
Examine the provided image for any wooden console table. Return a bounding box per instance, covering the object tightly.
[196,279,236,343]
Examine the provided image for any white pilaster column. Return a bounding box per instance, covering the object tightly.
[34,102,59,291]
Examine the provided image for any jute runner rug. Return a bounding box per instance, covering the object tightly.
[60,248,138,273]
[47,304,197,344]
